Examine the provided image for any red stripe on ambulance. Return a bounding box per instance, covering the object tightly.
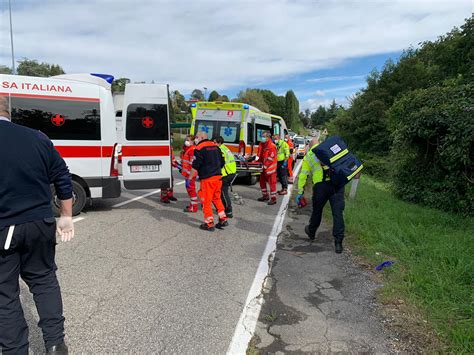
[121,146,170,157]
[55,146,114,158]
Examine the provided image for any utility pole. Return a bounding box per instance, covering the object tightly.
[9,0,16,74]
[203,87,207,101]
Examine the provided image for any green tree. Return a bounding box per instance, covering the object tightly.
[299,109,311,128]
[170,90,189,113]
[191,89,205,101]
[208,90,220,101]
[326,99,338,121]
[390,84,473,215]
[0,65,12,74]
[285,90,300,130]
[16,58,65,77]
[217,95,229,102]
[302,108,311,127]
[311,105,326,127]
[111,78,130,93]
[235,89,270,112]
[284,90,299,130]
[254,89,286,117]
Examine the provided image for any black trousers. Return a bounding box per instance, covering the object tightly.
[221,174,235,213]
[277,161,288,190]
[308,182,345,242]
[0,219,65,354]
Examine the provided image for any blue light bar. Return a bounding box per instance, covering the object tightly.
[190,103,197,108]
[243,104,249,109]
[91,73,114,84]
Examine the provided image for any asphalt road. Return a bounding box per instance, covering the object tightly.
[20,174,288,354]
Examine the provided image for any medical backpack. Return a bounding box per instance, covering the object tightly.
[311,135,363,188]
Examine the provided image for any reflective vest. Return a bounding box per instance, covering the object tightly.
[219,144,237,177]
[259,141,278,175]
[297,143,329,194]
[276,140,290,162]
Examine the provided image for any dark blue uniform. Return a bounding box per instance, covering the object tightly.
[0,119,72,354]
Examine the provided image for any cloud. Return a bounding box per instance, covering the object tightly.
[302,98,342,111]
[0,0,470,95]
[307,75,366,83]
[315,90,325,97]
[323,83,367,94]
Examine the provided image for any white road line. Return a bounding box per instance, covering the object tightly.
[227,161,303,355]
[112,180,186,208]
[72,216,85,223]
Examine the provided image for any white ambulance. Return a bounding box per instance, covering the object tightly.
[0,73,173,215]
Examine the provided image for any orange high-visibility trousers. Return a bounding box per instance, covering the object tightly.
[259,172,277,201]
[287,156,294,181]
[198,175,227,226]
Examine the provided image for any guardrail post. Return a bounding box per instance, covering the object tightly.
[349,173,361,200]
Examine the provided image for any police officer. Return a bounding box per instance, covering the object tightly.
[296,137,345,254]
[273,134,290,195]
[0,97,74,354]
[215,136,237,218]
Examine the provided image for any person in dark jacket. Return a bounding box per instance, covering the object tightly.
[192,131,228,231]
[0,96,74,355]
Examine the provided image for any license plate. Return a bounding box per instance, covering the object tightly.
[131,165,160,173]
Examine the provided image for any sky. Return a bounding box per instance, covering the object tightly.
[0,0,471,111]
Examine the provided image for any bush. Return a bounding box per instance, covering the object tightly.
[389,84,474,215]
[358,152,392,181]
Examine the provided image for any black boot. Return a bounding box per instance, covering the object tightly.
[216,219,229,229]
[305,225,315,241]
[335,241,343,254]
[199,223,215,232]
[46,343,68,355]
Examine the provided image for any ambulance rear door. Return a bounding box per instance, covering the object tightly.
[120,84,172,190]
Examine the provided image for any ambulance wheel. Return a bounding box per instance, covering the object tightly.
[51,180,87,216]
[245,174,258,185]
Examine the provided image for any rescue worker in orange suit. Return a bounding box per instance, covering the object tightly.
[257,131,278,205]
[285,134,295,184]
[192,131,229,231]
[180,135,198,212]
[161,134,178,203]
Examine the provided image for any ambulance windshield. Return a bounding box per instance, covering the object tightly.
[195,120,240,144]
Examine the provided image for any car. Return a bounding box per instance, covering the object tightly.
[288,131,297,139]
[293,136,306,158]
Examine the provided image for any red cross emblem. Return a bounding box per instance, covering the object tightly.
[142,116,154,128]
[51,114,65,126]
[227,110,234,117]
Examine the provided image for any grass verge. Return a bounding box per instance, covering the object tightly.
[328,175,473,352]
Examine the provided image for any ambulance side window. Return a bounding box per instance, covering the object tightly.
[126,104,169,141]
[256,124,269,143]
[272,122,281,136]
[10,97,101,140]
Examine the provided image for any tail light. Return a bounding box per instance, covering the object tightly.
[239,140,246,155]
[110,143,120,177]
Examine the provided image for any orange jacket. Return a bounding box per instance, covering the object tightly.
[181,145,196,178]
[258,141,277,175]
